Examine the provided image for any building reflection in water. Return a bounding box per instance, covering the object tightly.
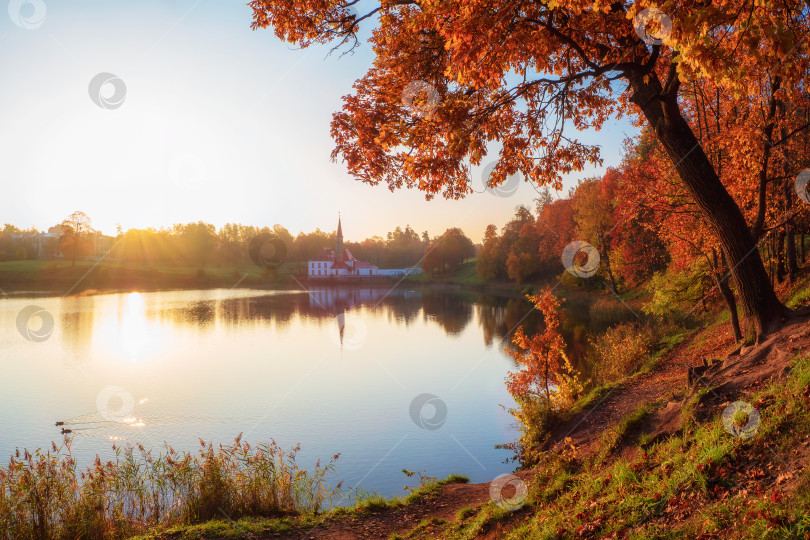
[307,286,422,348]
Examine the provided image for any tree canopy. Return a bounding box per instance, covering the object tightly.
[251,0,810,340]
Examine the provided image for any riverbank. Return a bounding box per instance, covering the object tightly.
[0,259,543,299]
[134,273,810,539]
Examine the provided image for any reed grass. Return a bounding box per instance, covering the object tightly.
[0,434,341,539]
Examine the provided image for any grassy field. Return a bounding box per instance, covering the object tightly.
[406,260,494,286]
[0,259,303,295]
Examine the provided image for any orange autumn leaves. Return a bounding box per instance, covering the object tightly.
[506,289,567,404]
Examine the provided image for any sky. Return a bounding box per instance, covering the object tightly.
[0,0,638,243]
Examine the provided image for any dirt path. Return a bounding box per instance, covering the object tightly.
[540,328,735,456]
[265,473,532,539]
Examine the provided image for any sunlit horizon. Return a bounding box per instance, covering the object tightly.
[0,0,636,243]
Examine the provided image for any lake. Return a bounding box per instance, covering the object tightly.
[0,286,534,500]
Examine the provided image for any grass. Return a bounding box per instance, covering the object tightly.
[406,259,483,284]
[0,258,305,295]
[592,402,653,464]
[0,435,341,539]
[135,473,470,539]
[419,353,810,539]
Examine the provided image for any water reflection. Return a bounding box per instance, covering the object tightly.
[0,286,555,497]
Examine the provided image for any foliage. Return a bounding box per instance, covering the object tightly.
[588,322,658,384]
[0,436,340,539]
[251,0,810,339]
[505,289,585,457]
[643,262,712,319]
[421,228,475,274]
[60,211,94,265]
[506,289,568,403]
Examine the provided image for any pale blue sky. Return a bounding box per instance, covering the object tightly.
[0,0,637,243]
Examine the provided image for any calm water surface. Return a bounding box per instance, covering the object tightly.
[0,287,528,499]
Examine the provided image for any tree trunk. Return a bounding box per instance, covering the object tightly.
[775,230,786,283]
[714,248,743,341]
[784,179,798,281]
[628,72,789,341]
[598,232,618,294]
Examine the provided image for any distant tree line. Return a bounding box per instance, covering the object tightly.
[0,218,449,270]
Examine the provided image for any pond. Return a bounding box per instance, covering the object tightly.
[0,286,550,500]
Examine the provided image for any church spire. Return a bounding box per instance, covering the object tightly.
[336,214,344,263]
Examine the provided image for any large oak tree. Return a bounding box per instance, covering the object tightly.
[250,0,810,340]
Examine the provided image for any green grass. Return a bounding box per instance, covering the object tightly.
[0,258,303,295]
[137,473,470,539]
[424,353,810,539]
[592,402,654,464]
[406,259,483,284]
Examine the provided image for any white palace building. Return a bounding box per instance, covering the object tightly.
[307,217,422,280]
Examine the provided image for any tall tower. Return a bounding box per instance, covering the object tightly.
[336,214,344,263]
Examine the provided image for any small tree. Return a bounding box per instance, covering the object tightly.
[506,289,568,404]
[506,288,584,457]
[60,211,93,266]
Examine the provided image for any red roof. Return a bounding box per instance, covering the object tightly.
[310,248,334,262]
[354,261,378,269]
[331,261,350,270]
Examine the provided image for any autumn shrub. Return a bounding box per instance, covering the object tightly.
[643,262,711,319]
[0,435,341,539]
[505,289,586,460]
[589,322,658,384]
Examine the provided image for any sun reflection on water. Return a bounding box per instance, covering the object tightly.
[94,292,168,363]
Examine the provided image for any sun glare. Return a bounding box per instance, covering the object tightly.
[94,292,168,364]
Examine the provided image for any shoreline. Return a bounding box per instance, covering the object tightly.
[0,259,541,300]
